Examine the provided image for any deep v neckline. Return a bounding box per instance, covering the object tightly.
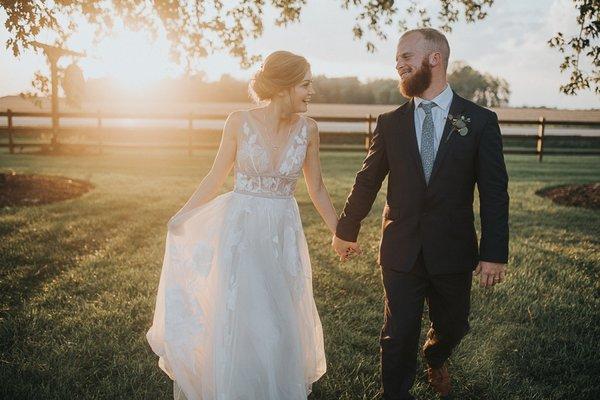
[245,110,304,173]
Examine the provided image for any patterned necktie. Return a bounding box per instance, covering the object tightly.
[419,102,436,184]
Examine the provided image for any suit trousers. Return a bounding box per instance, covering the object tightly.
[380,249,472,400]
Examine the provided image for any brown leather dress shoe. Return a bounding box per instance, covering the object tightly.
[426,363,451,397]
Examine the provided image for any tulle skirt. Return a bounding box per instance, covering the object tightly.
[146,191,326,400]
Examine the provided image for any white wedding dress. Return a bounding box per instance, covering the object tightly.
[146,111,326,400]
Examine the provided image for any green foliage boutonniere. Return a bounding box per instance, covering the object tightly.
[446,114,471,142]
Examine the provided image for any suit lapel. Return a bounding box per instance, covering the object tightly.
[428,92,466,184]
[396,99,427,187]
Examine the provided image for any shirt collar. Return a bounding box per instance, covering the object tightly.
[414,84,454,112]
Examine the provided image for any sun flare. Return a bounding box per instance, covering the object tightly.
[82,27,181,90]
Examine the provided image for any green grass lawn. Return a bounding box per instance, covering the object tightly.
[1,149,599,400]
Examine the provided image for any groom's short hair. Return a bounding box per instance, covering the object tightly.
[401,28,450,70]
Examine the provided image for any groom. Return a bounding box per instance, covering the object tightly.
[332,28,509,399]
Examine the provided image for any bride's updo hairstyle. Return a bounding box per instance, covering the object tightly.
[248,51,310,103]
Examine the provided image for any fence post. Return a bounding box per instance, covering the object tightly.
[188,113,193,157]
[536,116,545,162]
[97,110,103,155]
[366,114,373,150]
[7,109,14,154]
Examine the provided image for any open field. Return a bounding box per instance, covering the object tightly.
[0,149,599,399]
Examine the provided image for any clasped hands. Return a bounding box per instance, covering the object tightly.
[331,235,361,261]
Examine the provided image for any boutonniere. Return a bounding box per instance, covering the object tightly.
[445,113,471,142]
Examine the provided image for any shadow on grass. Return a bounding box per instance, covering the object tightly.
[0,198,129,312]
[0,198,172,399]
[510,205,599,246]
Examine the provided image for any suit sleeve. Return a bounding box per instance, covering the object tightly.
[476,111,509,263]
[335,114,390,242]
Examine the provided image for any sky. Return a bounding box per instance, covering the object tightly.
[1,0,598,109]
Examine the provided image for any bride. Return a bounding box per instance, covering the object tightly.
[146,51,339,400]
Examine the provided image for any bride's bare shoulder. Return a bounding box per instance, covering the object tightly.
[303,116,319,135]
[243,106,268,121]
[301,116,319,146]
[226,109,247,122]
[222,110,247,137]
[304,116,318,128]
[226,109,250,126]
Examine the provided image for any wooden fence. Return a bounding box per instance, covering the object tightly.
[1,109,599,162]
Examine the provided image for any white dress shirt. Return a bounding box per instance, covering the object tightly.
[413,84,454,156]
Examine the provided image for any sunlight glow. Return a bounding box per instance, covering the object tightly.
[80,27,182,90]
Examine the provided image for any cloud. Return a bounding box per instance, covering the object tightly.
[449,0,598,108]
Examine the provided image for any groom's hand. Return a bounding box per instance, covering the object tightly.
[331,235,361,262]
[474,261,506,288]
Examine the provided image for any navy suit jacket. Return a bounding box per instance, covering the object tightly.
[336,92,509,274]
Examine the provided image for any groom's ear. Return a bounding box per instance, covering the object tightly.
[430,52,444,68]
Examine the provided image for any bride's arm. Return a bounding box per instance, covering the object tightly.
[302,117,338,235]
[169,112,239,225]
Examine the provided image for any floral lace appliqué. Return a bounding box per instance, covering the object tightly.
[234,115,309,198]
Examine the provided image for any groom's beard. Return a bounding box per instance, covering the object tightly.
[398,59,432,98]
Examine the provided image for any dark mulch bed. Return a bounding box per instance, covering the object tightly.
[0,171,94,207]
[536,182,600,210]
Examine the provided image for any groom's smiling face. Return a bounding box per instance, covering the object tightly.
[396,33,433,97]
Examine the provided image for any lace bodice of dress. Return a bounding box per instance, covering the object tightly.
[234,110,309,199]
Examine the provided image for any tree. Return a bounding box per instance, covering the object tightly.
[2,1,493,65]
[365,79,407,105]
[81,65,508,106]
[1,0,596,97]
[448,61,510,107]
[548,0,599,95]
[1,0,493,102]
[312,76,375,104]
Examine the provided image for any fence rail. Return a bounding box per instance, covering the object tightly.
[1,109,599,161]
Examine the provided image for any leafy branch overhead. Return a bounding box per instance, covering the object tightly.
[548,0,599,95]
[1,0,598,96]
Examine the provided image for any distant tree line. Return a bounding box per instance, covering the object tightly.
[84,61,510,107]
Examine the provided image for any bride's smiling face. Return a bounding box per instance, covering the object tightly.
[281,69,315,114]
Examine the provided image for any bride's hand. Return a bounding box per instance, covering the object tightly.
[331,235,361,262]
